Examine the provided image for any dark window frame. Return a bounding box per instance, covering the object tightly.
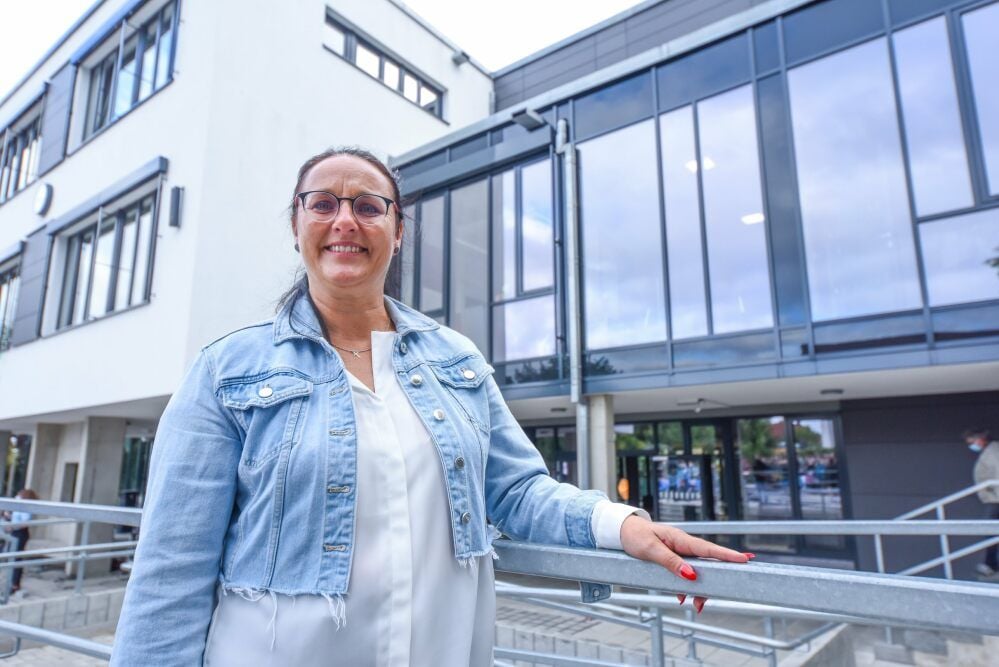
[0,106,43,205]
[54,184,161,332]
[83,0,179,141]
[0,260,20,352]
[324,12,445,120]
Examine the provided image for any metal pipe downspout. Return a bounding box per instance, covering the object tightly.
[555,118,590,489]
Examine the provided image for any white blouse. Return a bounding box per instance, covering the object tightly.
[202,331,640,667]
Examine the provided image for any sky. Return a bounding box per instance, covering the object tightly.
[0,0,645,100]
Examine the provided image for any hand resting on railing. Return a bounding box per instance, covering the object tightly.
[620,516,754,614]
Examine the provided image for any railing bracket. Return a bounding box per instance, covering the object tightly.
[579,581,611,603]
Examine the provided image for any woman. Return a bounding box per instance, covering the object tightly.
[3,488,39,594]
[111,148,751,666]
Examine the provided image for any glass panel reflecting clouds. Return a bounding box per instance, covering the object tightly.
[521,159,555,291]
[579,120,667,349]
[491,170,516,300]
[893,17,973,216]
[419,196,444,312]
[789,38,921,321]
[400,204,415,305]
[449,179,490,353]
[699,85,773,333]
[492,295,556,362]
[920,208,999,306]
[659,106,707,338]
[963,2,999,195]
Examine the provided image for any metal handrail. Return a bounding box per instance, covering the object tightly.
[676,519,999,535]
[492,541,999,635]
[896,479,999,520]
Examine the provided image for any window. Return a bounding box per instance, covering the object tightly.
[417,196,445,314]
[324,13,444,119]
[0,111,42,204]
[449,179,489,353]
[919,208,999,306]
[893,16,973,216]
[660,84,773,338]
[84,1,177,139]
[962,2,999,196]
[788,38,921,321]
[0,262,19,351]
[57,192,157,329]
[579,120,667,349]
[491,158,557,363]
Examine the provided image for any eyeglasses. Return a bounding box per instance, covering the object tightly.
[295,191,396,225]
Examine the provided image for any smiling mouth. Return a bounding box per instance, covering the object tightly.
[324,244,368,254]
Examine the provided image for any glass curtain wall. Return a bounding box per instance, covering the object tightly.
[788,37,921,321]
[578,120,667,350]
[659,84,772,338]
[406,156,558,375]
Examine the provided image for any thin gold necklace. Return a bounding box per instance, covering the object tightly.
[330,342,371,359]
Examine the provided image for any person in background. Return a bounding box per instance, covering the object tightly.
[2,488,39,594]
[964,427,999,577]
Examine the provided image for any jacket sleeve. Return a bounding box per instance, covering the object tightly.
[110,348,241,667]
[482,375,607,548]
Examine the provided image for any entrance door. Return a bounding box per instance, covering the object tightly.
[643,421,732,524]
[735,416,846,553]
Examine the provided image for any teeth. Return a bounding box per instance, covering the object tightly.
[327,245,365,253]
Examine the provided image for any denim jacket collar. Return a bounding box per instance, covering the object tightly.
[272,288,439,347]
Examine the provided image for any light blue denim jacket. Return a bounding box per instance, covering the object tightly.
[111,290,607,666]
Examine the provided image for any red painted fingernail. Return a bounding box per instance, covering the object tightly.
[743,552,756,560]
[694,598,706,614]
[676,594,686,605]
[679,564,697,581]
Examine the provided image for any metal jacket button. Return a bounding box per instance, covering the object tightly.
[400,341,408,354]
[433,409,445,421]
[410,374,423,386]
[258,386,273,398]
[460,512,471,524]
[461,368,476,380]
[455,456,465,469]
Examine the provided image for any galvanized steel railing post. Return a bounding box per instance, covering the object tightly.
[684,607,697,660]
[936,506,953,579]
[75,521,90,594]
[648,592,665,667]
[764,616,777,667]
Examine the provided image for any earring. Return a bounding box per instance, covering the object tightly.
[294,242,300,253]
[393,245,400,255]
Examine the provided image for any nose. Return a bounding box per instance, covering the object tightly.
[330,198,361,232]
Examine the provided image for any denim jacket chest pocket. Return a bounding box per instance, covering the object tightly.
[426,354,494,434]
[218,373,313,469]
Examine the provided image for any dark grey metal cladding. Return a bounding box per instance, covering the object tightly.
[841,390,999,579]
[399,128,552,198]
[493,0,765,111]
[36,63,77,177]
[8,226,52,347]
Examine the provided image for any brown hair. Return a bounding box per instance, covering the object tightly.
[288,146,403,229]
[278,147,407,314]
[15,489,38,500]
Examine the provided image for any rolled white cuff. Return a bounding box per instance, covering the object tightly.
[592,499,651,550]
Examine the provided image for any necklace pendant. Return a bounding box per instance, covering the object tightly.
[351,350,362,359]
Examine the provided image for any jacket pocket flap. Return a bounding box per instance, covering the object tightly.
[428,354,494,389]
[220,375,313,409]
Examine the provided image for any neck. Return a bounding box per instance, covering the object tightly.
[307,285,395,345]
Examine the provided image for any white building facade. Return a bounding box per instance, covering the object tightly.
[0,0,491,559]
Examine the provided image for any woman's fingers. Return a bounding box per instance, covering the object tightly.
[654,524,751,563]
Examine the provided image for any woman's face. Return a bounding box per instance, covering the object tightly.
[292,155,401,296]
